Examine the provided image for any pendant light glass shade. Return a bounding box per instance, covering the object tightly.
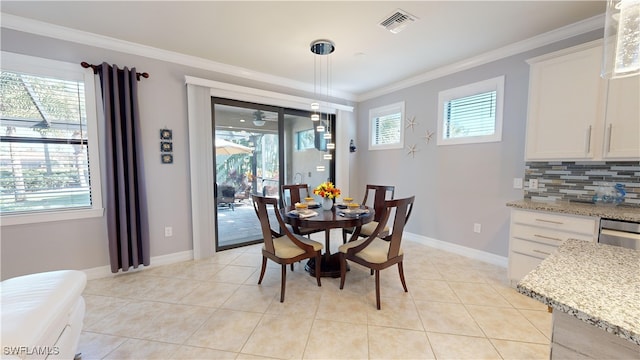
[326,142,335,150]
[316,125,325,132]
[316,165,325,172]
[323,154,333,160]
[602,0,640,78]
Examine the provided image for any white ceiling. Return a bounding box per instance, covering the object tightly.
[1,1,606,101]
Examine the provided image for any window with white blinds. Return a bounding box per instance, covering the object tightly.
[437,76,504,146]
[1,52,102,224]
[369,101,404,150]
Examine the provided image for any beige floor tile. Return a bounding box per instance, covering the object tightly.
[102,338,180,360]
[78,241,552,359]
[366,295,423,330]
[84,300,170,337]
[492,284,549,311]
[207,248,244,264]
[130,276,201,303]
[77,331,127,360]
[519,309,553,339]
[139,303,215,343]
[490,339,551,360]
[82,295,129,327]
[236,354,286,360]
[241,314,314,359]
[414,300,484,336]
[368,325,435,359]
[168,345,237,359]
[179,281,241,308]
[265,287,321,316]
[409,279,460,303]
[427,332,501,359]
[185,309,262,352]
[448,282,513,307]
[315,291,368,325]
[466,305,549,344]
[221,284,277,313]
[210,265,257,284]
[303,319,368,359]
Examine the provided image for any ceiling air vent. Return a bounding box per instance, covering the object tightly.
[379,9,418,34]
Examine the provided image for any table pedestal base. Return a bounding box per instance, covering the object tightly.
[305,254,349,278]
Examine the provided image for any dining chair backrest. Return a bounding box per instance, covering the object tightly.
[357,196,414,260]
[362,185,395,222]
[252,194,296,254]
[383,196,414,258]
[281,184,311,207]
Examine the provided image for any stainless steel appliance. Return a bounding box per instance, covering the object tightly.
[598,219,640,250]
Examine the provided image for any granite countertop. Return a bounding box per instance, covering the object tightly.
[517,239,640,346]
[507,199,640,223]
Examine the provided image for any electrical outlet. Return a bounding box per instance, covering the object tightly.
[164,226,173,237]
[513,178,523,189]
[529,178,539,190]
[473,223,481,233]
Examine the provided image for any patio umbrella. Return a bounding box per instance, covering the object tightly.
[215,138,253,155]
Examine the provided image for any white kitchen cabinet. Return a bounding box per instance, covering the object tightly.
[603,75,640,159]
[508,209,597,286]
[525,40,640,161]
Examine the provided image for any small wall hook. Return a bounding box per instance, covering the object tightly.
[349,139,357,153]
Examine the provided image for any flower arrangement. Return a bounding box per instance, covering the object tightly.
[313,181,341,199]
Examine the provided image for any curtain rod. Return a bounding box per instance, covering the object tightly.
[81,62,149,81]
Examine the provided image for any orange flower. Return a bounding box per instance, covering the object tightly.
[313,181,341,199]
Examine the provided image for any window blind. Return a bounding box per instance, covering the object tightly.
[0,70,92,213]
[374,112,402,145]
[444,90,497,139]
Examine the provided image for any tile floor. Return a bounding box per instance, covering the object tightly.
[79,231,552,359]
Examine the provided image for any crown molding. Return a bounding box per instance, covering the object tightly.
[357,14,605,102]
[2,12,603,104]
[0,13,357,102]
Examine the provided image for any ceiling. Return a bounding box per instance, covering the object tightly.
[1,1,606,101]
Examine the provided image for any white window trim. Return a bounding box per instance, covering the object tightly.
[369,101,405,150]
[437,76,504,146]
[1,52,104,226]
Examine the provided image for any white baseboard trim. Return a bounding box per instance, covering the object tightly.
[83,250,194,280]
[404,232,508,268]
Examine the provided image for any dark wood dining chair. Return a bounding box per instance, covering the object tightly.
[281,184,324,238]
[342,185,395,243]
[252,194,323,302]
[338,195,415,310]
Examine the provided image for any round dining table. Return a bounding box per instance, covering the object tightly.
[282,204,374,277]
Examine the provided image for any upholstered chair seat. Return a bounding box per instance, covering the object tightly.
[270,235,323,259]
[339,236,402,264]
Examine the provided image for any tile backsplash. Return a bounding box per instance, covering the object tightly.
[524,161,640,206]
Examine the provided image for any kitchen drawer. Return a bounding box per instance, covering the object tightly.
[510,237,558,259]
[511,223,594,245]
[511,209,597,236]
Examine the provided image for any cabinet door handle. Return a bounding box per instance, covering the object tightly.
[585,125,592,154]
[605,123,613,153]
[533,249,551,256]
[534,234,562,242]
[535,218,564,225]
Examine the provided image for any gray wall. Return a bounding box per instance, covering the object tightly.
[1,24,604,279]
[353,31,603,257]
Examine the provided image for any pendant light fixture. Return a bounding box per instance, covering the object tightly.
[602,0,640,79]
[310,39,336,172]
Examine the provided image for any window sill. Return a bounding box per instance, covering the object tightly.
[1,208,104,226]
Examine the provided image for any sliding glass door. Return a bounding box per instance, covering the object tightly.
[212,99,334,250]
[212,100,280,250]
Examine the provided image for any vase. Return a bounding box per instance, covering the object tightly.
[322,197,333,211]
